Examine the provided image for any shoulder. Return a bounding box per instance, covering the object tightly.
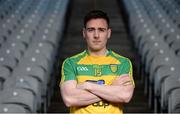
[62,51,87,65]
[110,51,132,64]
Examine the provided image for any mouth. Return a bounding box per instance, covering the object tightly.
[93,41,101,44]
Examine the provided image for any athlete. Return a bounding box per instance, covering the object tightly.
[60,10,135,114]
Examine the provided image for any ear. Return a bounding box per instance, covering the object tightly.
[82,28,86,38]
[107,28,111,39]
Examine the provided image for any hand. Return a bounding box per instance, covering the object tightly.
[77,82,92,90]
[112,74,132,86]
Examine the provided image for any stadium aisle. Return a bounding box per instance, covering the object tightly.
[48,0,152,113]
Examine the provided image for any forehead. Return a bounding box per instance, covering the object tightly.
[86,18,108,28]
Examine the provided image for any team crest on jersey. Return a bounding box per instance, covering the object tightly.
[110,64,118,73]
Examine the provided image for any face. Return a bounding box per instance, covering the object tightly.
[83,18,111,52]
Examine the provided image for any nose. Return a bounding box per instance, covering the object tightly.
[94,29,99,38]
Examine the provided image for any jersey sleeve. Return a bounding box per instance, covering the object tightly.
[120,59,135,86]
[60,58,76,84]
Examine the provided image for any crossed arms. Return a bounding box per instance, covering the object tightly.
[60,74,134,107]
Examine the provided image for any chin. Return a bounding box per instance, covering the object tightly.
[91,47,103,51]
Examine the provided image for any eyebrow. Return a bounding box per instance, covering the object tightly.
[86,27,108,30]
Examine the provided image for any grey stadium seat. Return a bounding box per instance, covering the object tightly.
[26,42,56,62]
[3,75,42,112]
[153,65,180,112]
[0,47,23,62]
[0,87,36,113]
[0,54,17,71]
[168,88,180,113]
[161,75,180,112]
[0,66,11,90]
[21,52,50,72]
[0,104,27,113]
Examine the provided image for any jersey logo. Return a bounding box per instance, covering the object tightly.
[110,64,118,73]
[88,80,109,108]
[92,101,109,108]
[77,66,88,71]
[86,80,105,85]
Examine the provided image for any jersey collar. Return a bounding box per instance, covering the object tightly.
[85,49,111,56]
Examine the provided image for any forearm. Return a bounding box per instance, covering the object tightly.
[68,89,101,106]
[61,85,101,107]
[86,83,134,103]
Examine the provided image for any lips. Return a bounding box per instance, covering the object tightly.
[93,41,101,44]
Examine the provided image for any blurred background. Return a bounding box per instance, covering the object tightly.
[0,0,180,113]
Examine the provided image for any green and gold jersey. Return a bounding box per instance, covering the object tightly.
[61,50,134,114]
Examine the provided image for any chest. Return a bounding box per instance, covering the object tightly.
[75,64,123,85]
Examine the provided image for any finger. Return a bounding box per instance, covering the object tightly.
[122,80,132,86]
[119,76,131,83]
[112,75,131,85]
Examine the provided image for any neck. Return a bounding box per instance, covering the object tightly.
[88,48,108,56]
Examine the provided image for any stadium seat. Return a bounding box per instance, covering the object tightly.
[12,64,49,111]
[0,0,70,112]
[161,75,180,112]
[3,75,42,112]
[0,104,27,113]
[169,41,180,54]
[0,88,36,112]
[164,33,180,45]
[0,54,17,71]
[0,47,23,61]
[153,65,180,112]
[0,66,11,90]
[122,0,180,112]
[27,42,56,62]
[148,52,180,104]
[168,88,180,113]
[21,53,50,73]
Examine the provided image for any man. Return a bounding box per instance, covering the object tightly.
[60,10,135,114]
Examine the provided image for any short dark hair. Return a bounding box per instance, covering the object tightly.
[84,10,110,28]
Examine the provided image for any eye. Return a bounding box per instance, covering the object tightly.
[86,28,94,32]
[98,28,107,32]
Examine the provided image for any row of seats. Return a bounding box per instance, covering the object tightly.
[122,0,180,113]
[0,0,69,113]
